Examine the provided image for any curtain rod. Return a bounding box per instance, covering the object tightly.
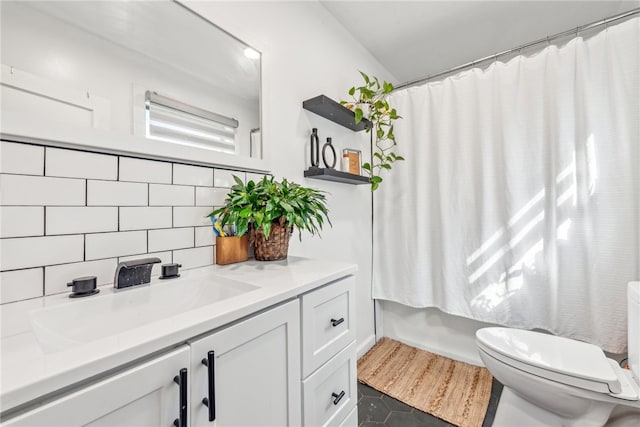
[394,7,640,91]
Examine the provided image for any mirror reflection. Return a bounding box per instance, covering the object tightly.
[1,0,262,159]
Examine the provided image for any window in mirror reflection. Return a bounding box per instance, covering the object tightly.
[145,91,237,154]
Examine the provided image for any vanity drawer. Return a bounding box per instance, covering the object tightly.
[338,406,358,427]
[302,341,357,427]
[301,275,356,377]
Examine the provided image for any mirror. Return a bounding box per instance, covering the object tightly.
[0,0,263,168]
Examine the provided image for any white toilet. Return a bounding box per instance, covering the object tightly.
[476,282,640,427]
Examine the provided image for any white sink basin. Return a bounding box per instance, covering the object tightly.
[30,276,258,353]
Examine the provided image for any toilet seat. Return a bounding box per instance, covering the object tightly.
[476,327,622,395]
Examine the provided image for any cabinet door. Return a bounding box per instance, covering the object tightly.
[189,300,301,427]
[5,346,190,427]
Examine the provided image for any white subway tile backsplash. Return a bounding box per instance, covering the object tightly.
[0,141,253,305]
[173,206,213,227]
[195,226,215,247]
[0,268,43,304]
[173,164,213,187]
[120,207,172,231]
[148,228,193,252]
[85,231,147,260]
[0,174,85,206]
[47,207,118,235]
[1,235,84,270]
[119,251,171,277]
[173,246,213,270]
[195,187,229,207]
[87,180,148,206]
[0,207,44,238]
[46,147,117,180]
[44,258,117,295]
[0,142,44,175]
[119,158,171,184]
[214,169,244,188]
[149,184,194,206]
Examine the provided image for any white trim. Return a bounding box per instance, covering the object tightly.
[1,64,110,129]
[357,333,376,359]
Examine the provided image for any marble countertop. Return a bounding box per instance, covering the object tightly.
[0,257,357,413]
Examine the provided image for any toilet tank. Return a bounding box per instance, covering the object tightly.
[629,282,640,381]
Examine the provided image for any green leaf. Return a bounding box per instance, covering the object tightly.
[239,206,253,218]
[381,163,391,170]
[280,201,294,213]
[354,108,363,124]
[359,70,370,84]
[348,87,355,96]
[371,181,379,191]
[395,155,405,161]
[371,176,383,184]
[362,162,371,171]
[233,175,244,186]
[262,222,272,240]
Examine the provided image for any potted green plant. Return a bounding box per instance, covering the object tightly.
[341,71,403,191]
[209,175,331,261]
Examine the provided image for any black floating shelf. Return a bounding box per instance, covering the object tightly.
[304,168,370,185]
[303,95,372,132]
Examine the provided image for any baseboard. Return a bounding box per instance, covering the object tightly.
[356,334,376,359]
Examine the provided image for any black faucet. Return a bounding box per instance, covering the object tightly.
[113,257,162,289]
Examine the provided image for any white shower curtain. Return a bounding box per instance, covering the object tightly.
[373,17,639,353]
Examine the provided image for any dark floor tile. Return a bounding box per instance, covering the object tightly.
[358,395,390,423]
[357,378,504,427]
[483,378,503,427]
[380,394,413,413]
[410,408,450,426]
[359,382,384,397]
[386,410,434,427]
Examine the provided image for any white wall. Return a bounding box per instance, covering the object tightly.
[182,0,395,356]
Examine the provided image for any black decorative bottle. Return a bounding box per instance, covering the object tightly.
[310,128,320,168]
[322,137,337,169]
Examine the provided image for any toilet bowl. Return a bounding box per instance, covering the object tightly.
[476,282,640,426]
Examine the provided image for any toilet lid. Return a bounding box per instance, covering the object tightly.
[476,327,621,394]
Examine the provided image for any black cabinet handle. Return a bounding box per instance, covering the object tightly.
[201,351,216,422]
[330,317,344,327]
[331,391,345,405]
[173,368,188,427]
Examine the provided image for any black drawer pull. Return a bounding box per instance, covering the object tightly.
[173,368,188,427]
[330,317,344,327]
[201,351,216,422]
[331,391,345,405]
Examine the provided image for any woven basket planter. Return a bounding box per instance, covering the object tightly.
[252,223,292,261]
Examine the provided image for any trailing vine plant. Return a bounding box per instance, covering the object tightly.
[341,71,403,191]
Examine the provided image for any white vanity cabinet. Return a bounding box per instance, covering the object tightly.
[188,299,301,427]
[0,260,358,427]
[4,346,190,426]
[301,276,358,427]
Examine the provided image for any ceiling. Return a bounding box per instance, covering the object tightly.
[321,1,639,85]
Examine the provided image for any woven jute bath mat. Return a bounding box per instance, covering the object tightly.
[358,338,493,427]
